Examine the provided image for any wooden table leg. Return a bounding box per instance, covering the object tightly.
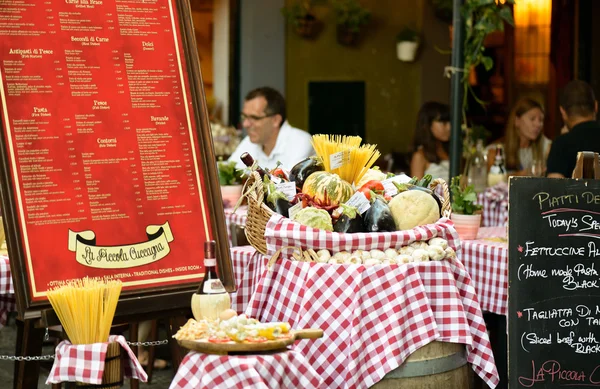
[167,316,188,369]
[128,322,139,389]
[13,318,44,389]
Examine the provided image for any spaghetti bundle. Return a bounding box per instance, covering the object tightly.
[311,134,381,185]
[47,278,122,344]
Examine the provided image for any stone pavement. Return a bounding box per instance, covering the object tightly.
[0,313,175,388]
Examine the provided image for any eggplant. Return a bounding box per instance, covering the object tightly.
[363,198,397,232]
[267,196,291,218]
[265,176,291,217]
[333,204,364,233]
[288,156,324,191]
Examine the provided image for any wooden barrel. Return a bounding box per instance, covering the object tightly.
[371,341,470,389]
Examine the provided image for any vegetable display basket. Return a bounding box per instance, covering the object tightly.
[243,171,451,256]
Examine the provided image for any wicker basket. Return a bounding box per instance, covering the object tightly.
[243,172,451,256]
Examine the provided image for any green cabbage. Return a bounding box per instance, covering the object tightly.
[291,207,333,232]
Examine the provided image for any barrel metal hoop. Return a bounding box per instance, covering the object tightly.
[385,350,467,378]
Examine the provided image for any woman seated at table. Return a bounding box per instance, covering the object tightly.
[410,102,450,182]
[487,97,551,176]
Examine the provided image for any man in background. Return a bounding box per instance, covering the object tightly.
[228,87,314,170]
[546,80,600,178]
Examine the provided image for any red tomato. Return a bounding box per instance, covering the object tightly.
[270,168,288,180]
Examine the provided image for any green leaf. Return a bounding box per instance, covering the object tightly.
[481,55,493,71]
[498,7,514,25]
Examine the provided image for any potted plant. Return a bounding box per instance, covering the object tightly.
[218,160,245,209]
[281,0,319,39]
[396,27,420,62]
[331,0,371,46]
[449,176,482,240]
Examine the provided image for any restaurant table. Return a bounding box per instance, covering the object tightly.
[224,206,248,246]
[245,253,499,389]
[459,227,508,316]
[460,226,508,389]
[229,245,266,314]
[0,254,16,329]
[170,349,324,389]
[476,184,508,227]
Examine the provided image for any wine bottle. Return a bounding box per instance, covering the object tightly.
[467,139,488,193]
[190,241,231,321]
[487,145,507,187]
[240,152,267,178]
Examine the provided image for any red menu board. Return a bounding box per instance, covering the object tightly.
[0,0,223,304]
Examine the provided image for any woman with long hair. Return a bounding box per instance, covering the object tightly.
[488,97,551,175]
[410,102,451,181]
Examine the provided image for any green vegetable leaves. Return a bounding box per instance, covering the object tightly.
[218,160,244,186]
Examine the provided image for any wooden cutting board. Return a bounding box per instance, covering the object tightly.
[178,328,323,354]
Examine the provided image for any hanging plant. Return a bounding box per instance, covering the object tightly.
[461,0,514,121]
[331,0,371,46]
[281,0,320,39]
[458,0,514,161]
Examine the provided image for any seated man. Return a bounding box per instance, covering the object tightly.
[546,80,600,178]
[228,87,314,171]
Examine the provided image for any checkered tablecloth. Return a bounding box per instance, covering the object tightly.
[170,349,324,389]
[46,335,147,385]
[230,245,267,314]
[225,206,249,246]
[246,257,499,388]
[0,255,16,328]
[476,184,508,227]
[459,227,508,316]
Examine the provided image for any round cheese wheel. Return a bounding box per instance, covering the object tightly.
[389,190,440,230]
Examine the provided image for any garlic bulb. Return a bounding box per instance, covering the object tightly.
[352,250,370,260]
[332,251,350,262]
[316,249,331,263]
[444,247,457,260]
[328,256,345,264]
[346,255,363,265]
[428,237,448,250]
[398,246,415,256]
[363,258,382,266]
[385,248,398,258]
[409,241,429,250]
[396,254,413,264]
[370,249,386,260]
[427,245,445,261]
[412,249,430,262]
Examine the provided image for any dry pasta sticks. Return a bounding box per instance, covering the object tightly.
[47,278,122,344]
[311,134,381,185]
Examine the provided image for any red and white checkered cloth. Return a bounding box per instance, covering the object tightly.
[476,184,508,227]
[230,245,267,313]
[0,255,16,328]
[46,335,147,385]
[225,206,249,246]
[245,219,499,388]
[170,349,324,389]
[264,215,461,256]
[459,227,508,316]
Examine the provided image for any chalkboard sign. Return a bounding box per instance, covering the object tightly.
[509,176,600,388]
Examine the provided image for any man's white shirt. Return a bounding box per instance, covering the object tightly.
[228,121,315,170]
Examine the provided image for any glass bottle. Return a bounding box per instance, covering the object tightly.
[487,144,507,187]
[467,139,488,193]
[190,241,231,321]
[240,152,267,178]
